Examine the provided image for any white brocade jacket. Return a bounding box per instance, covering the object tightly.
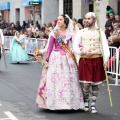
[73,28,110,62]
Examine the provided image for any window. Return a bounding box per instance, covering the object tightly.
[63,0,72,18]
[118,2,120,15]
[89,0,93,12]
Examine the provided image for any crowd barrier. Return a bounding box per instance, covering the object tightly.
[3,36,47,55]
[107,46,120,86]
[3,36,120,85]
[4,36,13,50]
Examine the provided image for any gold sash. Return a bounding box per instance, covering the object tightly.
[54,31,77,65]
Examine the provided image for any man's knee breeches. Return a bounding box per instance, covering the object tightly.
[83,84,99,103]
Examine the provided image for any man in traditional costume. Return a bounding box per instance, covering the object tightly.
[73,12,110,113]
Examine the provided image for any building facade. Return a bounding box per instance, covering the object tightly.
[0,0,120,28]
[41,0,59,24]
[0,0,25,25]
[0,1,10,23]
[22,0,42,24]
[0,0,59,25]
[59,0,119,30]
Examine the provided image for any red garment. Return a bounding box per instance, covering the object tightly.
[108,57,115,67]
[108,47,120,68]
[78,57,106,83]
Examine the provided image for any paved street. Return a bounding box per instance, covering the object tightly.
[0,54,120,120]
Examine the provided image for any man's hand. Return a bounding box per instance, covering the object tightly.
[2,44,5,52]
[85,49,93,57]
[109,26,112,30]
[104,61,108,70]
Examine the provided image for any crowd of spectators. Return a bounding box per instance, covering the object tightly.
[0,20,56,39]
[1,8,120,51]
[105,6,120,78]
[105,6,120,48]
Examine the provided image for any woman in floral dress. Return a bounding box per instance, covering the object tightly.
[36,14,84,110]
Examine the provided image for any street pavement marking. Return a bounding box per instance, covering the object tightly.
[0,111,18,120]
[0,103,2,106]
[0,118,10,120]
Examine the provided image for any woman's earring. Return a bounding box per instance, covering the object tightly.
[64,24,66,28]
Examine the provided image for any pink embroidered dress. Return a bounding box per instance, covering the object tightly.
[36,30,84,110]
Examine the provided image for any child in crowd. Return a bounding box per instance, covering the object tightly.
[109,34,120,48]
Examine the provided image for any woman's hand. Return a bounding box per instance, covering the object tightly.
[42,61,48,68]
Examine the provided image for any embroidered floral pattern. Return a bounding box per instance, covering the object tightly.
[36,51,84,110]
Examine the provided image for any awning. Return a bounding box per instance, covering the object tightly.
[0,2,10,10]
[22,0,31,7]
[29,0,42,2]
[22,0,42,7]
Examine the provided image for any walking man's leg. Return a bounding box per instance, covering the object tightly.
[91,85,99,113]
[83,83,91,111]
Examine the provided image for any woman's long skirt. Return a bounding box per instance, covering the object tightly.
[36,51,84,110]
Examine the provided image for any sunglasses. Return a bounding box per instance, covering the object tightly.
[113,24,119,26]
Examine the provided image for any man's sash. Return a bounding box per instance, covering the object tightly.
[54,31,77,65]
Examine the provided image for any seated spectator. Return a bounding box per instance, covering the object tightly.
[4,23,9,30]
[3,29,7,36]
[30,20,34,30]
[82,19,87,28]
[77,18,84,28]
[35,32,40,38]
[22,20,27,29]
[24,30,29,37]
[105,6,115,38]
[13,30,16,36]
[47,22,53,32]
[29,32,35,38]
[10,23,16,30]
[0,20,5,29]
[114,15,120,26]
[72,18,79,33]
[36,21,41,31]
[41,23,46,32]
[112,22,120,35]
[9,30,14,36]
[20,29,26,39]
[39,32,48,39]
[16,21,22,32]
[109,34,120,48]
[6,30,11,36]
[32,24,39,33]
[45,27,50,38]
[76,23,83,30]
